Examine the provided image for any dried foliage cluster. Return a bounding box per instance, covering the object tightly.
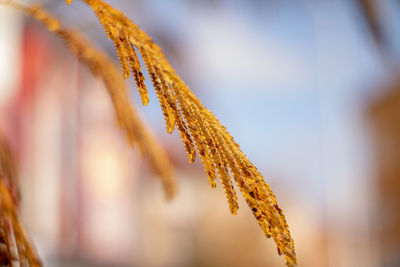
[1,0,296,266]
[0,137,41,266]
[74,0,296,265]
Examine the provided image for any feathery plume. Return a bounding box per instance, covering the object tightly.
[8,2,177,199]
[75,0,297,265]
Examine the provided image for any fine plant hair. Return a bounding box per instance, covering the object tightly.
[2,0,297,266]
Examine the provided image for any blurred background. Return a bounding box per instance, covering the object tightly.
[1,0,400,266]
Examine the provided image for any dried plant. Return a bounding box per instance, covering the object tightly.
[0,136,41,266]
[0,179,41,267]
[1,0,297,266]
[70,0,297,265]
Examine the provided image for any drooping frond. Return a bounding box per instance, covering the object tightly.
[76,0,296,265]
[0,179,42,266]
[0,136,41,266]
[10,2,176,199]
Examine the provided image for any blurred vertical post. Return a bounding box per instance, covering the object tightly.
[368,82,400,267]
